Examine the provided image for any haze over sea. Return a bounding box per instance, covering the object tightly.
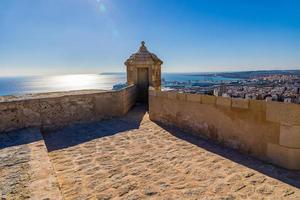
[0,73,237,96]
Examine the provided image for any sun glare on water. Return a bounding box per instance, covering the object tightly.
[11,73,126,95]
[48,74,101,91]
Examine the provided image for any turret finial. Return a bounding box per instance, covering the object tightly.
[138,41,148,52]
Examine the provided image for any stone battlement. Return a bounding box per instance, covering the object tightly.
[0,85,137,132]
[149,88,300,170]
[1,41,299,173]
[1,42,300,199]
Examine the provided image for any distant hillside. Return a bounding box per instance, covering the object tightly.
[193,70,300,79]
[100,72,126,75]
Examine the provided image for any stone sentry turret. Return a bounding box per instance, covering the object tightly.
[125,41,163,102]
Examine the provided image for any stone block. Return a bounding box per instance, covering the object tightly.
[186,93,201,103]
[201,95,216,104]
[249,100,266,112]
[39,98,71,127]
[167,92,177,99]
[266,102,300,125]
[232,98,249,109]
[0,103,23,132]
[176,93,187,101]
[216,97,231,107]
[279,125,300,148]
[118,89,126,97]
[266,143,300,170]
[148,89,157,96]
[22,99,41,127]
[95,94,121,117]
[158,91,168,98]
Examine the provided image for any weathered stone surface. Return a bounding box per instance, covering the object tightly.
[41,106,300,199]
[249,99,266,112]
[201,95,216,104]
[266,102,300,125]
[148,88,157,96]
[267,143,300,170]
[176,93,187,101]
[0,102,23,132]
[232,98,249,109]
[149,91,298,169]
[167,92,177,99]
[280,125,300,148]
[0,86,136,133]
[94,92,120,117]
[217,96,231,107]
[0,129,62,200]
[158,91,169,98]
[125,42,162,90]
[186,93,201,103]
[1,107,299,199]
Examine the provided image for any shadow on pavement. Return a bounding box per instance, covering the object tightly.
[42,105,147,152]
[0,128,42,150]
[157,122,300,189]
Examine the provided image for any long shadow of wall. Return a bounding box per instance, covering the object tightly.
[156,122,300,189]
[42,105,146,152]
[0,128,43,150]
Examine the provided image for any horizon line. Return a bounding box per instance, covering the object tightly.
[1,68,300,78]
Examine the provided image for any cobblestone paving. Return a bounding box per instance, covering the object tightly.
[43,106,300,200]
[0,129,62,200]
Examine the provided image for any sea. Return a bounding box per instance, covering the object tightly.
[0,73,239,96]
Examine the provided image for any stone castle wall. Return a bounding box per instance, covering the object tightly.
[149,88,300,170]
[0,85,137,132]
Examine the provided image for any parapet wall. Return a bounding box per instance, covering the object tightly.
[0,85,137,132]
[149,88,300,170]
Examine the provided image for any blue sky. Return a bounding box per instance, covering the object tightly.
[0,0,300,76]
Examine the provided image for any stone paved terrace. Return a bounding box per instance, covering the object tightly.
[1,106,300,200]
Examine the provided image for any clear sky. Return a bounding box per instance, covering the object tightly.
[0,0,300,76]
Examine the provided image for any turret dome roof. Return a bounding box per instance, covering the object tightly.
[125,41,163,66]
